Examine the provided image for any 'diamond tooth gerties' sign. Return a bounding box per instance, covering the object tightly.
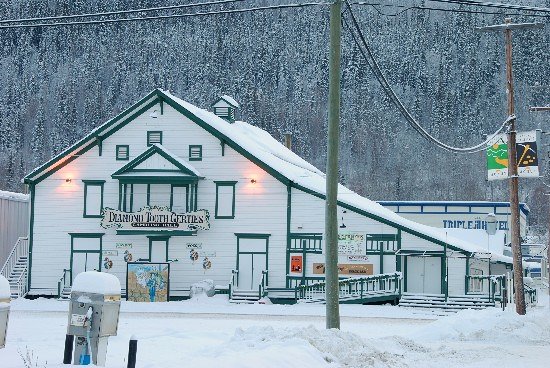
[101,206,210,231]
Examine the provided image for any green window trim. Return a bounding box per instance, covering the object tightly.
[147,131,163,146]
[189,145,203,161]
[145,236,170,262]
[82,180,106,218]
[116,145,130,160]
[215,181,237,219]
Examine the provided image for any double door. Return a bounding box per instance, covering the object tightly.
[237,236,268,291]
[71,235,102,283]
[406,256,441,294]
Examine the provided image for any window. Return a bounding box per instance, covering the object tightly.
[189,145,203,161]
[171,185,188,213]
[149,184,171,208]
[116,145,129,160]
[215,181,237,219]
[83,180,105,218]
[147,131,162,146]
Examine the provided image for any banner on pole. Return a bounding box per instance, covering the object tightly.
[486,130,540,181]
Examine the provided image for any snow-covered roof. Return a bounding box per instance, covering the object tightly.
[0,190,29,202]
[23,89,516,264]
[378,200,530,215]
[218,95,239,108]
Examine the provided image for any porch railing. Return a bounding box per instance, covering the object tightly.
[295,272,402,303]
[228,269,238,299]
[1,237,29,298]
[466,274,506,306]
[258,270,268,298]
[0,237,29,279]
[57,269,71,299]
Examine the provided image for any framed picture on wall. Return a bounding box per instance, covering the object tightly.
[126,262,170,302]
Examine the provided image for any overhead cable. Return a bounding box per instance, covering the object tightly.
[427,0,550,13]
[0,2,330,29]
[344,0,514,153]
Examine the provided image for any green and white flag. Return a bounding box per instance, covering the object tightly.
[487,130,540,181]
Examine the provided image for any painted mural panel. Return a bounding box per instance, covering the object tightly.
[127,263,170,302]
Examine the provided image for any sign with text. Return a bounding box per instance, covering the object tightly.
[487,130,540,181]
[290,256,303,273]
[347,255,370,263]
[313,263,373,275]
[337,232,366,255]
[101,207,210,231]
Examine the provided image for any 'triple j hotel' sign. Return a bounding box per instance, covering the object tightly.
[101,207,210,231]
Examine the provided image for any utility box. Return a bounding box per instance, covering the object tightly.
[66,272,121,366]
[0,275,10,349]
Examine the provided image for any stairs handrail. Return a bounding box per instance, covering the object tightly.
[295,272,402,302]
[258,270,268,298]
[13,268,28,298]
[228,269,238,300]
[57,269,71,299]
[0,236,29,278]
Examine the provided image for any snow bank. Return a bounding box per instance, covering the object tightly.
[189,279,215,298]
[71,271,121,295]
[411,307,550,345]
[0,190,28,202]
[0,275,10,299]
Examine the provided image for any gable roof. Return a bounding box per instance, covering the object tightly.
[111,144,202,179]
[24,88,515,264]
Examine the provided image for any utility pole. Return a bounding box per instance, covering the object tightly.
[325,0,342,329]
[477,18,543,315]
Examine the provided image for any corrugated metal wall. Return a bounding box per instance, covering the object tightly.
[0,191,29,266]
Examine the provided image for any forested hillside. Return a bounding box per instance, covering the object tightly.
[0,0,548,232]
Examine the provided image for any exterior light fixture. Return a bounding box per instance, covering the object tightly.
[485,213,497,236]
[150,109,158,118]
[250,179,257,184]
[65,179,72,183]
[339,216,347,229]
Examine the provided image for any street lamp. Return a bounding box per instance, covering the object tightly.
[486,213,497,236]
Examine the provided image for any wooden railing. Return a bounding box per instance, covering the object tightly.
[0,237,29,279]
[295,272,402,303]
[57,269,71,299]
[466,274,506,306]
[228,269,238,299]
[258,270,268,298]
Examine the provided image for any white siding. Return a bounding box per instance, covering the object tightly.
[0,194,29,265]
[447,257,466,295]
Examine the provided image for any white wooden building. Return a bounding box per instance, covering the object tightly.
[21,89,520,305]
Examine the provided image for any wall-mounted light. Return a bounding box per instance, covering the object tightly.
[339,216,347,229]
[250,179,257,184]
[65,178,72,183]
[150,109,158,118]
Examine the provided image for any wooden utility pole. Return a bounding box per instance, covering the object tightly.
[325,0,342,329]
[477,18,543,315]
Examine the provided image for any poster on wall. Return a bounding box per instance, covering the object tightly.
[337,232,366,255]
[127,262,170,302]
[313,263,373,276]
[102,207,210,231]
[290,256,303,273]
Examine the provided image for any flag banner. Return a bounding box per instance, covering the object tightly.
[516,130,540,178]
[486,130,540,181]
[487,133,508,181]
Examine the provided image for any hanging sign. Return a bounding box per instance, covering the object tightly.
[337,232,366,255]
[487,131,540,181]
[347,255,370,263]
[101,206,210,231]
[313,263,373,275]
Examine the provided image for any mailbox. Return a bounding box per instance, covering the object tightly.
[66,271,121,366]
[0,275,10,349]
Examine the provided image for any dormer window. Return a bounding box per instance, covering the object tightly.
[116,145,129,160]
[147,131,162,146]
[211,95,239,123]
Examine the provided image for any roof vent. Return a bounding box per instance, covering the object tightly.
[211,95,239,123]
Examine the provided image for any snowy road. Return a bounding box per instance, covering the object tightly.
[2,298,549,367]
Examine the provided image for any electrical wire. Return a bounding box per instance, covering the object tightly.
[427,0,550,13]
[0,2,330,29]
[343,0,514,153]
[0,0,249,25]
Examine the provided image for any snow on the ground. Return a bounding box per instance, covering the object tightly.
[1,296,549,367]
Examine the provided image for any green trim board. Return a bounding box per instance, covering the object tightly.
[146,236,170,262]
[69,233,104,283]
[27,183,35,290]
[82,180,105,218]
[189,145,203,161]
[116,145,130,160]
[286,184,292,288]
[215,181,237,219]
[147,131,163,146]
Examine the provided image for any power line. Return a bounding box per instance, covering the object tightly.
[0,2,330,29]
[426,0,550,14]
[343,0,513,153]
[353,2,550,17]
[0,0,249,25]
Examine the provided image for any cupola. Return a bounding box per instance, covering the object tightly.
[211,95,239,123]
